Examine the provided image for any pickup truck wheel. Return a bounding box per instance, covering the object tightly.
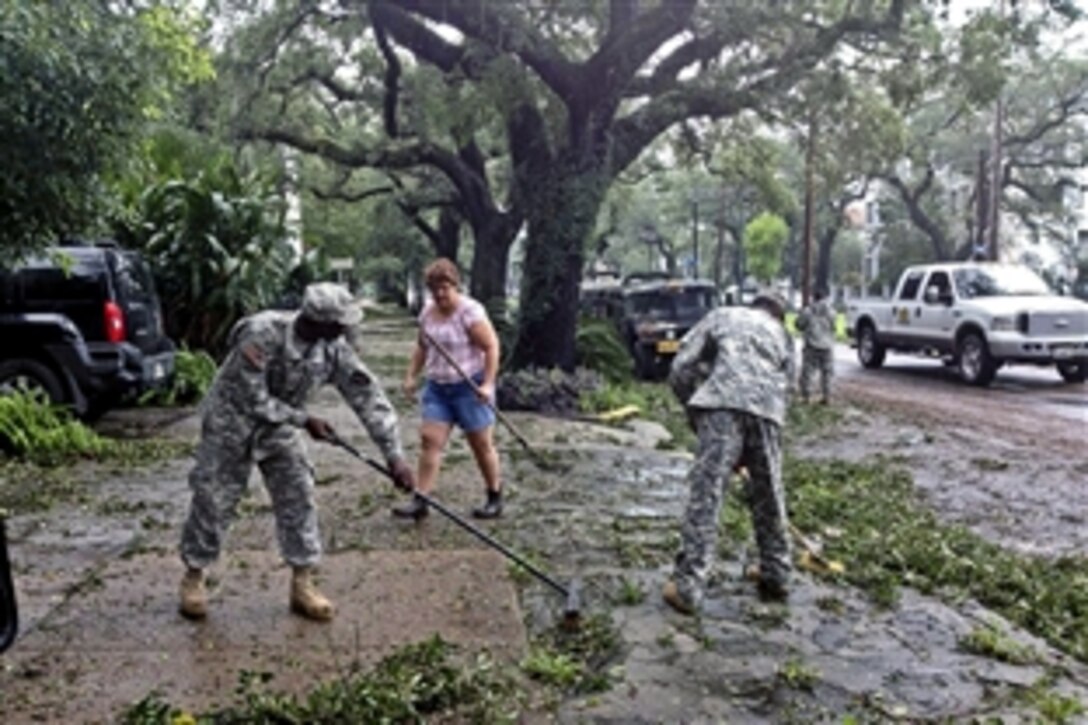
[0,359,66,405]
[1057,361,1087,384]
[857,324,885,369]
[956,332,996,386]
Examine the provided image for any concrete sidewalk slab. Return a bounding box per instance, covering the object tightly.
[0,549,526,722]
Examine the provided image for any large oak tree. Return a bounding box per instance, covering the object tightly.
[249,0,907,369]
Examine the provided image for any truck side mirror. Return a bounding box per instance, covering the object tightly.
[924,285,948,305]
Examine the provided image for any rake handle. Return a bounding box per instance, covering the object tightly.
[417,327,536,454]
[330,435,570,599]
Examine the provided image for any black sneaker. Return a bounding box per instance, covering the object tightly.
[471,493,502,519]
[757,578,789,603]
[392,495,429,521]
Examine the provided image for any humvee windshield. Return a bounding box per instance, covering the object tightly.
[626,287,716,318]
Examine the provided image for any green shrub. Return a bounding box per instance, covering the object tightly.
[575,317,632,383]
[140,348,217,406]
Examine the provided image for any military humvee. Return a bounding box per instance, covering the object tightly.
[580,272,719,380]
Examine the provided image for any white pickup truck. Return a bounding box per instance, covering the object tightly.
[846,262,1088,386]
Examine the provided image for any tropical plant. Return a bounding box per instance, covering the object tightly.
[119,162,293,354]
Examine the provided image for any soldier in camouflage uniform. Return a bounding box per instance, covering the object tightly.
[795,288,836,404]
[662,292,794,614]
[178,283,415,622]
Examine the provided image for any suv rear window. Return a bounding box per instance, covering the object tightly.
[18,262,104,303]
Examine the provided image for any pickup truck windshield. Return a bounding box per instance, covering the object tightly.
[954,266,1050,298]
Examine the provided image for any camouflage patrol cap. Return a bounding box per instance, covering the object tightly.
[752,288,788,319]
[301,283,362,326]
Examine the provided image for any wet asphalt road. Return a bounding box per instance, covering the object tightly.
[830,343,1087,434]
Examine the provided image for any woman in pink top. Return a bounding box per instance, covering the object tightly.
[397,258,503,520]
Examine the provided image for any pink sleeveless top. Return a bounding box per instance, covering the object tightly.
[419,296,488,383]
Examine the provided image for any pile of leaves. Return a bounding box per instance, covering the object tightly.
[0,392,188,512]
[522,613,620,696]
[497,367,602,415]
[0,391,114,466]
[121,636,521,724]
[786,456,1088,663]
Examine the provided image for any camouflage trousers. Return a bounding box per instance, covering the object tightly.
[180,419,321,570]
[672,409,790,607]
[800,346,834,402]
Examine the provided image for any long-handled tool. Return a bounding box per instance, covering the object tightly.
[0,516,18,653]
[327,434,582,630]
[736,468,844,576]
[417,327,551,467]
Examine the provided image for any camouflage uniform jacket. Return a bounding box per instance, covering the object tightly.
[669,306,793,426]
[200,310,403,460]
[795,299,836,350]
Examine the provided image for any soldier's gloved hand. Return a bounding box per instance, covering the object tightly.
[388,458,416,492]
[305,416,337,442]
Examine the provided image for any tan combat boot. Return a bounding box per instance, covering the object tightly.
[290,567,335,621]
[661,580,695,616]
[179,567,208,620]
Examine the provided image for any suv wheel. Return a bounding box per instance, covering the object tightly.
[956,331,996,386]
[0,359,66,405]
[1057,360,1087,384]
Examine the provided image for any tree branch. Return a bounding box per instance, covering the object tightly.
[608,0,638,37]
[368,0,466,73]
[245,127,485,205]
[625,31,730,97]
[369,2,403,137]
[611,1,906,175]
[1004,82,1088,148]
[309,183,395,203]
[882,170,952,260]
[380,0,577,98]
[586,0,696,96]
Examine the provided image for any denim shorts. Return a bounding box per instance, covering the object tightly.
[421,374,496,433]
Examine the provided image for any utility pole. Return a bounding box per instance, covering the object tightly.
[989,93,1004,262]
[691,200,700,278]
[974,149,989,261]
[801,112,817,306]
[989,0,1006,261]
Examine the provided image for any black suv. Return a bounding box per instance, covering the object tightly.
[0,243,175,419]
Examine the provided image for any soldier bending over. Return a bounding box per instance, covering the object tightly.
[663,292,794,614]
[178,283,415,621]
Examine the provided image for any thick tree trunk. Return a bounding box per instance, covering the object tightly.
[468,216,517,316]
[434,207,461,262]
[510,156,607,370]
